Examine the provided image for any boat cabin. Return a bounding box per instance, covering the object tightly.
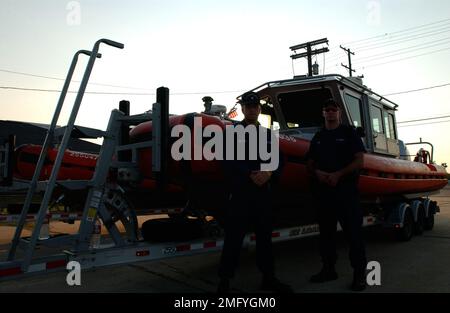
[250,74,401,158]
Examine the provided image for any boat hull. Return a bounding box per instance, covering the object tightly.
[12,113,448,216]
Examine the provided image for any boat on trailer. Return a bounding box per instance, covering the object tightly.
[9,74,448,228]
[1,39,448,281]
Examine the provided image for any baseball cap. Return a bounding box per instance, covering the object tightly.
[322,98,339,108]
[239,91,261,106]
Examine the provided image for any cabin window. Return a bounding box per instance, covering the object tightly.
[258,114,271,129]
[370,105,384,133]
[384,112,396,139]
[272,121,280,131]
[344,94,363,127]
[260,97,279,130]
[277,88,333,129]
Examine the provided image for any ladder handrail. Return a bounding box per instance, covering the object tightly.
[8,39,124,272]
[20,39,124,271]
[7,50,99,261]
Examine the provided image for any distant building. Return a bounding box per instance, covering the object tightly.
[0,120,100,153]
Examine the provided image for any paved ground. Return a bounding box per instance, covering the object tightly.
[0,185,449,293]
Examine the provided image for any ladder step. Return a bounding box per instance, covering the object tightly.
[20,234,76,248]
[111,162,138,168]
[116,141,152,152]
[0,179,38,192]
[55,180,91,190]
[54,125,106,139]
[116,113,152,123]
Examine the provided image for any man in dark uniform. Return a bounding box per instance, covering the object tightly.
[306,98,367,291]
[217,91,292,293]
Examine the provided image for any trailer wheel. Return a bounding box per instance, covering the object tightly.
[424,213,435,230]
[104,189,139,242]
[396,209,413,241]
[413,206,425,235]
[424,201,436,231]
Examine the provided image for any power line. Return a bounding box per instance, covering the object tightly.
[2,79,450,98]
[356,45,450,70]
[326,26,450,63]
[397,119,450,128]
[342,18,450,46]
[352,41,450,73]
[6,20,446,88]
[0,85,246,96]
[0,86,154,95]
[353,24,450,51]
[326,23,450,63]
[398,114,450,124]
[0,68,151,91]
[326,19,450,60]
[3,84,450,127]
[383,83,450,96]
[354,37,450,63]
[0,67,247,96]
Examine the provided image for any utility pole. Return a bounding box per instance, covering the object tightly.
[290,38,329,76]
[340,45,355,77]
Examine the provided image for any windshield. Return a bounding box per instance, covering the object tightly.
[277,88,333,130]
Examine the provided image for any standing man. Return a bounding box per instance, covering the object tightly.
[306,98,367,291]
[217,91,292,293]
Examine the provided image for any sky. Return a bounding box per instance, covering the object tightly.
[1,0,449,165]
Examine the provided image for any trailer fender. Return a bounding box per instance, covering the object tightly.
[423,199,441,218]
[429,200,439,215]
[386,202,409,227]
[423,198,430,218]
[409,200,422,223]
[423,199,438,231]
[423,199,439,217]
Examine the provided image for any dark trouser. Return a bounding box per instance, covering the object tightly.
[218,189,275,279]
[316,183,367,273]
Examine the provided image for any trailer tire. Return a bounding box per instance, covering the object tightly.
[424,213,435,231]
[424,201,436,231]
[413,206,425,235]
[396,208,413,241]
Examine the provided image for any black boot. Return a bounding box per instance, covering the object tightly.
[260,275,294,293]
[309,265,338,283]
[350,270,366,292]
[217,278,230,293]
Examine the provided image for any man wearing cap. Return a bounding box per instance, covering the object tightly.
[306,98,367,291]
[217,91,292,293]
